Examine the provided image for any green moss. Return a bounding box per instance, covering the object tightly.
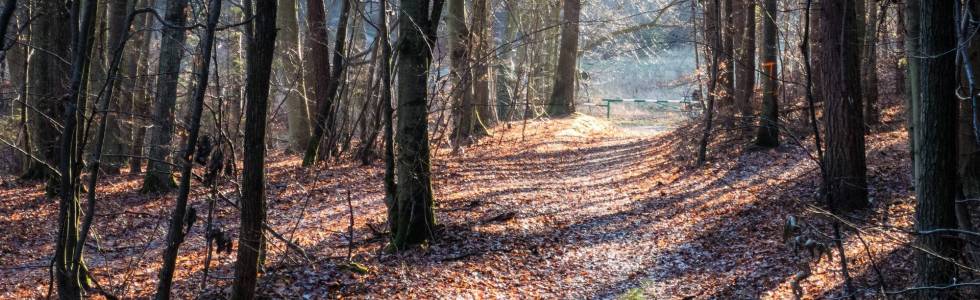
[140,172,176,194]
[619,288,646,300]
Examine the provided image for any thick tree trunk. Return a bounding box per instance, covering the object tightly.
[546,0,580,117]
[141,0,189,193]
[380,0,396,231]
[754,0,778,147]
[894,5,906,98]
[910,1,959,297]
[472,0,495,127]
[495,3,518,121]
[963,0,980,204]
[102,0,135,174]
[905,0,920,185]
[733,0,755,120]
[717,0,735,125]
[391,0,444,249]
[862,1,883,125]
[278,0,312,153]
[304,0,351,165]
[448,0,476,143]
[23,0,70,188]
[304,0,330,155]
[129,0,155,173]
[809,0,824,104]
[232,0,276,297]
[818,0,867,212]
[8,1,28,174]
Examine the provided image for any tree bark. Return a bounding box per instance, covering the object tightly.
[102,0,135,174]
[472,0,495,127]
[495,2,518,121]
[155,0,221,298]
[23,0,70,188]
[278,0,312,153]
[894,4,906,98]
[818,0,867,212]
[304,0,330,155]
[754,0,778,147]
[129,0,155,173]
[546,0,581,117]
[448,0,476,143]
[910,1,959,297]
[54,0,100,297]
[697,0,722,166]
[232,0,276,298]
[141,0,189,193]
[862,0,883,125]
[380,0,397,235]
[963,0,980,203]
[8,0,29,174]
[303,0,351,165]
[717,0,735,125]
[904,0,920,186]
[733,0,755,120]
[391,0,444,249]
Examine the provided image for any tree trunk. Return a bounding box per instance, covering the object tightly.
[963,0,980,204]
[232,0,276,297]
[141,0,189,193]
[862,0,883,125]
[278,0,312,153]
[717,0,735,125]
[102,0,135,174]
[957,0,980,273]
[818,0,867,212]
[154,0,222,298]
[391,0,444,249]
[303,0,351,165]
[55,0,100,297]
[910,1,959,297]
[809,0,824,104]
[129,0,155,173]
[495,2,518,121]
[733,0,755,120]
[894,4,906,98]
[8,0,29,174]
[304,0,330,156]
[755,0,778,147]
[448,0,476,143]
[380,0,397,234]
[22,0,69,188]
[905,0,920,186]
[546,0,580,117]
[697,0,722,166]
[472,0,495,127]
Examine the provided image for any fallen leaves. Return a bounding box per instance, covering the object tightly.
[0,113,920,299]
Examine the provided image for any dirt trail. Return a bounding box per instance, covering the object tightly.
[0,115,914,299]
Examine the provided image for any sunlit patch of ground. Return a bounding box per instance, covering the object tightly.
[1,109,917,299]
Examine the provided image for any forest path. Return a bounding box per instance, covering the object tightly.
[281,114,817,298]
[2,115,905,299]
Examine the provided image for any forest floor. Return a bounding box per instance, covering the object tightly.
[1,109,919,299]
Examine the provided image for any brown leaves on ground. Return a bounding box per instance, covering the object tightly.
[1,112,916,299]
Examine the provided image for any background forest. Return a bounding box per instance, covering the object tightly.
[0,0,975,299]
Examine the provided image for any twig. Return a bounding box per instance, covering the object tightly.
[213,191,314,266]
[346,190,355,262]
[886,282,980,295]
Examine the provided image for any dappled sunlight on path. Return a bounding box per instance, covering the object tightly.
[0,115,916,299]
